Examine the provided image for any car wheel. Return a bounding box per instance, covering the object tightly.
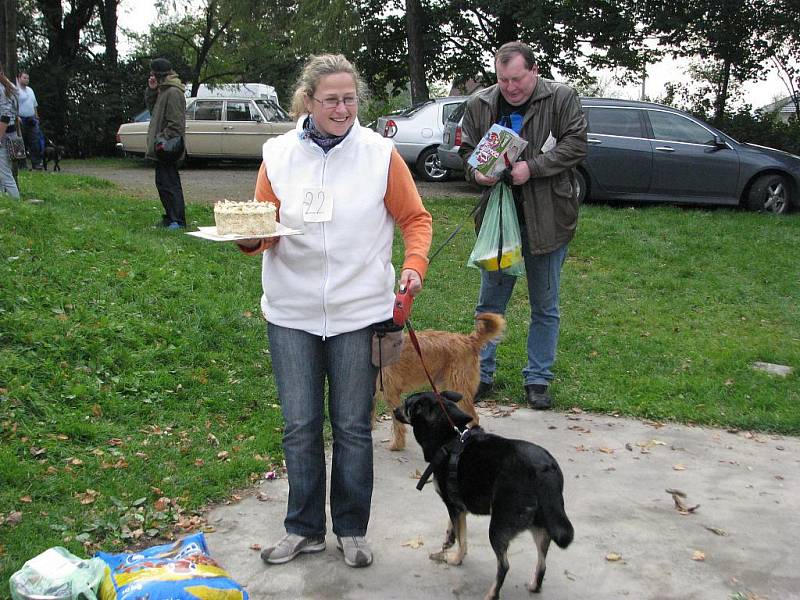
[746,174,791,214]
[575,169,588,204]
[416,147,449,182]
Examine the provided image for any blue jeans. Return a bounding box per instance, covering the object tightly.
[267,322,376,538]
[475,227,568,387]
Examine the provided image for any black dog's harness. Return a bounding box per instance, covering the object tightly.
[416,426,484,506]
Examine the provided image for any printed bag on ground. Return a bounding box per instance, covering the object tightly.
[467,181,524,276]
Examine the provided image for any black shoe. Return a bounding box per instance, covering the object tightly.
[525,384,552,410]
[474,380,494,402]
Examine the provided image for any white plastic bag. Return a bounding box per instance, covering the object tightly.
[9,547,105,600]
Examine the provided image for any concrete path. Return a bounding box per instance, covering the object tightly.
[206,406,800,600]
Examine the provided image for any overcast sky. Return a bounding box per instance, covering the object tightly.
[118,1,790,109]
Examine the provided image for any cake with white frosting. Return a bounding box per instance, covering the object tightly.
[214,200,277,236]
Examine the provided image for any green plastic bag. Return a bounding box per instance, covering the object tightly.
[467,182,524,276]
[9,547,105,600]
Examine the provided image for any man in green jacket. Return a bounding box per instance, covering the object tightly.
[459,41,588,410]
[146,58,186,229]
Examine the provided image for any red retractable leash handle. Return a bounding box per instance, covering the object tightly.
[392,285,415,327]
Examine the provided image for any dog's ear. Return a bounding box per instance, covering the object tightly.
[442,391,462,403]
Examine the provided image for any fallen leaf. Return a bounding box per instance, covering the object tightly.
[194,459,205,467]
[249,543,261,551]
[91,404,103,417]
[75,489,98,505]
[207,433,219,446]
[19,496,32,504]
[217,451,229,460]
[703,525,727,536]
[264,470,277,480]
[5,511,23,525]
[668,489,699,514]
[401,535,424,549]
[598,447,615,454]
[673,464,686,471]
[30,447,47,457]
[107,438,124,447]
[691,550,706,561]
[605,552,622,562]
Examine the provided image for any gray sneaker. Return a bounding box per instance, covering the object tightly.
[336,536,373,567]
[260,533,326,565]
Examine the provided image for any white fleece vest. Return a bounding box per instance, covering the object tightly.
[260,118,396,338]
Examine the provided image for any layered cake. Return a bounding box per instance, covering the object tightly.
[214,200,277,236]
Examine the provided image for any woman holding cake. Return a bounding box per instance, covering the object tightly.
[236,54,432,569]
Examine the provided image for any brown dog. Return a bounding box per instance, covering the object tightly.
[376,313,505,450]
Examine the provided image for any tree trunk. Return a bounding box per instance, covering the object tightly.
[405,0,429,103]
[496,9,518,46]
[714,58,731,124]
[36,0,97,142]
[1,0,18,76]
[97,0,118,66]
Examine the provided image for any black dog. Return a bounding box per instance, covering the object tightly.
[42,139,63,172]
[394,391,573,599]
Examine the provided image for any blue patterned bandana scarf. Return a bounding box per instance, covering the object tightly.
[302,116,351,153]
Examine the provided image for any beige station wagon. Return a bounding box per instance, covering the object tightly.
[116,97,295,160]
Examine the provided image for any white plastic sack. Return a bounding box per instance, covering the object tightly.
[9,547,105,600]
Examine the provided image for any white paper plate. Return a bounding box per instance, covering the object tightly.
[186,223,302,242]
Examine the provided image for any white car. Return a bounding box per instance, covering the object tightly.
[116,96,293,160]
[376,96,468,181]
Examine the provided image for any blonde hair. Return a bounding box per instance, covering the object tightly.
[289,54,368,118]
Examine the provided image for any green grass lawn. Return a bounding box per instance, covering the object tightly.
[1,170,799,588]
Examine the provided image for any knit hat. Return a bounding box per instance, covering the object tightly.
[150,58,172,74]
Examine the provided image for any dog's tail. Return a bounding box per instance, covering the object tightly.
[470,313,506,350]
[541,489,574,549]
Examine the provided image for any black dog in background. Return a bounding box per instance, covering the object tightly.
[394,391,574,599]
[42,139,64,172]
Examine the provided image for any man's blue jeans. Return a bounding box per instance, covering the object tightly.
[267,322,376,538]
[475,227,568,387]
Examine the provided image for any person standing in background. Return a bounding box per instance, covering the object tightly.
[0,63,21,198]
[145,58,187,229]
[460,41,587,410]
[16,70,42,171]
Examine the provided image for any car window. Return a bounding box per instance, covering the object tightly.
[400,100,433,117]
[584,107,645,138]
[255,100,290,122]
[446,101,467,123]
[226,100,256,121]
[441,102,465,125]
[191,100,223,121]
[647,110,715,145]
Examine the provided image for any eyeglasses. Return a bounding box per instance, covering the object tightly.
[312,96,358,109]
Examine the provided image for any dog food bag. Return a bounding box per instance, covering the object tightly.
[95,533,248,600]
[9,546,105,600]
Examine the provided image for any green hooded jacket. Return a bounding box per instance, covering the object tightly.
[145,73,186,161]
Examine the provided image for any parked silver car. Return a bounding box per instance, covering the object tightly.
[376,96,468,181]
[116,97,293,160]
[438,100,468,172]
[439,97,797,213]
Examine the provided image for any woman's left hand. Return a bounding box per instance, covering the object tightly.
[399,269,422,296]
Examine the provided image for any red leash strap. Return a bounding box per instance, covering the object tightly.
[405,319,462,434]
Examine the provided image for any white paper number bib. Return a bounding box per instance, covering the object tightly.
[302,187,333,222]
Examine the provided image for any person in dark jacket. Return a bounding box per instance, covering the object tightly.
[145,58,186,229]
[459,41,588,410]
